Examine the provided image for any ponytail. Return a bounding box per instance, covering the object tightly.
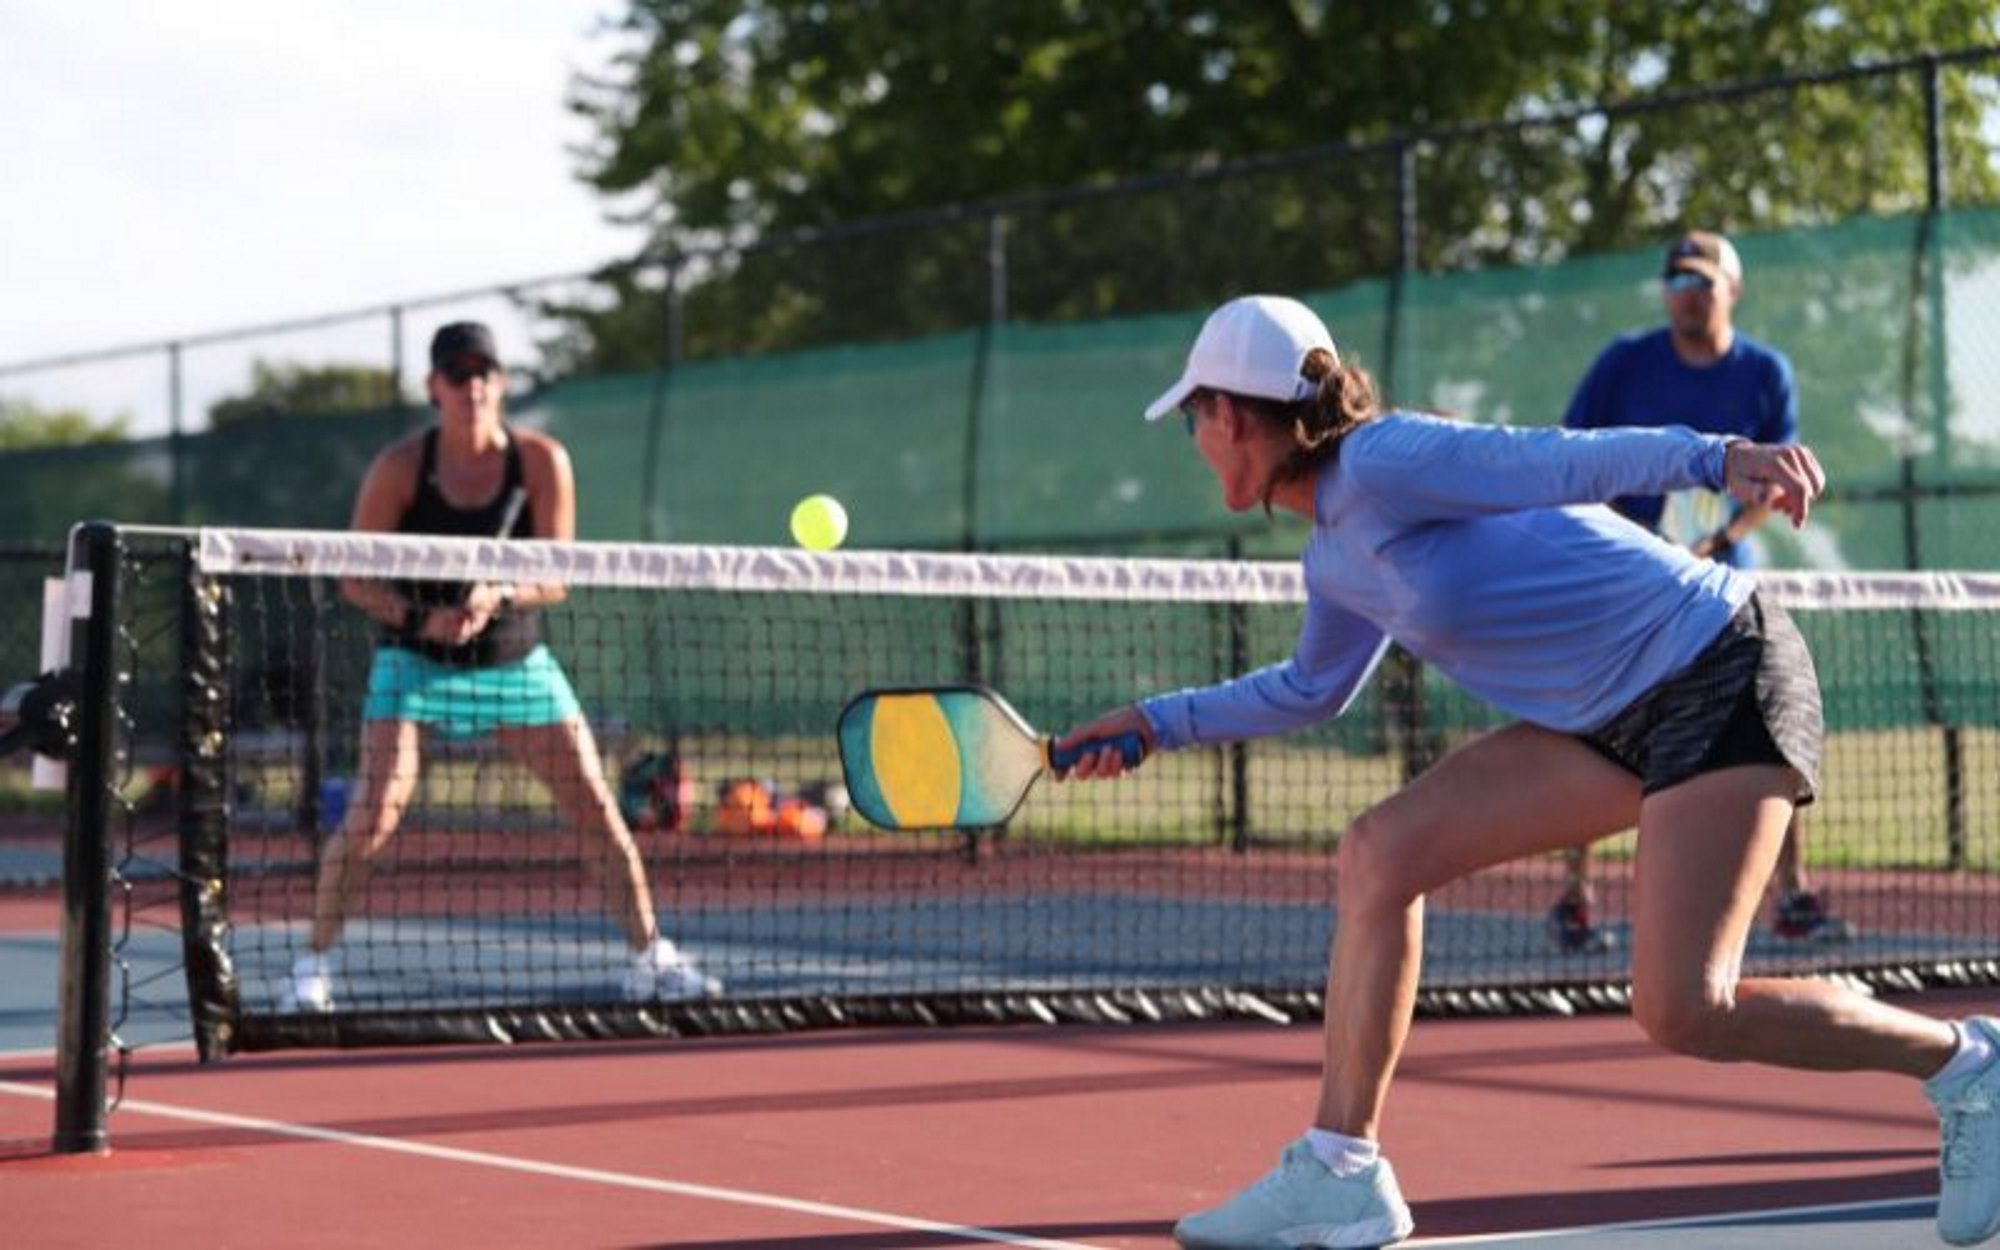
[1255,347,1381,511]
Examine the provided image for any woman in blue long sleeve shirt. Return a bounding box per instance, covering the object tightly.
[1058,295,2000,1250]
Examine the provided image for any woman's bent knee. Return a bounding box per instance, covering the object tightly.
[1632,987,1742,1061]
[1336,812,1425,911]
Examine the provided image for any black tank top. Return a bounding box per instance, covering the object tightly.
[383,427,541,666]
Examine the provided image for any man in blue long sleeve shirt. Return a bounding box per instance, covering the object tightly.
[1552,230,1849,952]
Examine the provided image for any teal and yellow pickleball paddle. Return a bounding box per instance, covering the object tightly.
[837,685,1146,831]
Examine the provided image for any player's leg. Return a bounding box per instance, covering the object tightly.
[1629,766,2000,1246]
[1549,843,1615,953]
[1628,765,1945,1071]
[310,718,422,950]
[287,718,422,1010]
[1770,808,1855,941]
[1175,723,1639,1249]
[1774,810,1805,893]
[501,717,655,947]
[1562,846,1590,894]
[1320,722,1640,1136]
[501,716,721,1000]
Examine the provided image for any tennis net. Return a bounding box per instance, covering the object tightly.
[48,524,2000,1061]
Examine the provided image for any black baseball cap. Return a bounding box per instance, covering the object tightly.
[429,322,500,371]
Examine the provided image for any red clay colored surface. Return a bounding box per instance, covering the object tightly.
[5,988,1987,1249]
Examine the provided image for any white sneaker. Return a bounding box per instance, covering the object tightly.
[279,952,333,1013]
[1933,1017,2000,1246]
[1175,1137,1414,1248]
[622,938,721,1002]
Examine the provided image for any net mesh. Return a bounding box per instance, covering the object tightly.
[89,527,2000,1053]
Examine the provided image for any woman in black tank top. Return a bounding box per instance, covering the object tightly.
[383,427,542,667]
[283,321,718,1014]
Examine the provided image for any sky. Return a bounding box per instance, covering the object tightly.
[0,0,645,436]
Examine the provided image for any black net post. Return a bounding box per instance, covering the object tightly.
[52,521,121,1154]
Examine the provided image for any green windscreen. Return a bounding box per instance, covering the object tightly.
[7,210,1999,568]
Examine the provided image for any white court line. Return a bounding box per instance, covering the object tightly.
[0,1041,199,1062]
[0,1078,1101,1250]
[1401,1193,1933,1244]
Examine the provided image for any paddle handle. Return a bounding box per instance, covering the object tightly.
[1046,731,1146,772]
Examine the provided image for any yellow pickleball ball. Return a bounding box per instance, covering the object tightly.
[789,493,849,551]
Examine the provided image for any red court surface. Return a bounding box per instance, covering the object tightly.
[4,987,1989,1249]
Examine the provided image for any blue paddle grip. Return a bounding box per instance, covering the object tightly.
[1047,731,1146,772]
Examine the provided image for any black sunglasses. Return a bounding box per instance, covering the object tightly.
[1179,396,1202,437]
[1663,271,1714,294]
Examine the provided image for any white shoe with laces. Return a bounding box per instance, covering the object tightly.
[1933,1017,2000,1246]
[1174,1137,1414,1248]
[279,951,333,1013]
[622,938,721,1002]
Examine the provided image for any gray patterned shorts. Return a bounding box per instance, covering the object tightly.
[1576,593,1823,805]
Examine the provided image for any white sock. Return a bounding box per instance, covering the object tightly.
[1928,1021,1998,1091]
[1305,1127,1379,1177]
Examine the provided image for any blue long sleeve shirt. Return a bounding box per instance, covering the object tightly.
[1139,413,1755,748]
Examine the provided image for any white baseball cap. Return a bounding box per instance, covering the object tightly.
[1144,295,1340,421]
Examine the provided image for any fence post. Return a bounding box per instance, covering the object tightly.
[389,304,407,418]
[641,254,684,543]
[957,212,1006,671]
[962,211,1006,557]
[1377,141,1441,783]
[167,343,186,525]
[1224,535,1250,852]
[1383,139,1418,389]
[1898,53,1966,870]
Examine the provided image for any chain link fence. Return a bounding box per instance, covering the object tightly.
[2,50,1998,566]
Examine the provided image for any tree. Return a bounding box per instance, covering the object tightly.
[557,2,2000,370]
[207,360,400,427]
[0,397,164,540]
[0,395,129,449]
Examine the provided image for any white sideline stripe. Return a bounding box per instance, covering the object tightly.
[0,1041,200,1063]
[0,1075,1932,1247]
[0,1078,1101,1250]
[1401,1193,1933,1244]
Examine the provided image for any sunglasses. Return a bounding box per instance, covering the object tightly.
[441,360,498,385]
[1663,271,1715,294]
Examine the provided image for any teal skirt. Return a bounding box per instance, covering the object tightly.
[361,644,583,739]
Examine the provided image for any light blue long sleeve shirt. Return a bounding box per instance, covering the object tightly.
[1139,413,1755,747]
